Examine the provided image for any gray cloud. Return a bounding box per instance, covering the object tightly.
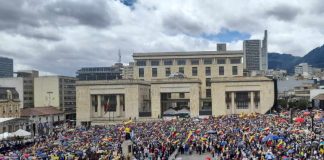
[266,5,302,21]
[162,14,203,36]
[45,0,118,28]
[0,1,41,30]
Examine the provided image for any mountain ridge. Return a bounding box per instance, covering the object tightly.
[268,44,324,73]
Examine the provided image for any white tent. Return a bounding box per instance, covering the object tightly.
[163,108,177,115]
[0,132,14,140]
[13,129,31,137]
[176,108,190,115]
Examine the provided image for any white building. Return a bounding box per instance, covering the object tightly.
[295,63,313,78]
[20,106,65,135]
[0,77,24,108]
[34,76,76,120]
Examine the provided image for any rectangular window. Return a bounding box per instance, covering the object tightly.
[152,68,157,77]
[179,93,185,98]
[230,58,241,64]
[217,58,226,64]
[179,67,184,74]
[232,66,238,75]
[206,89,211,98]
[206,78,211,87]
[192,67,198,76]
[151,60,160,66]
[139,68,144,77]
[191,59,199,65]
[136,60,146,66]
[235,92,250,109]
[219,66,224,75]
[165,68,171,77]
[177,59,186,65]
[204,59,213,64]
[164,59,173,65]
[205,67,211,76]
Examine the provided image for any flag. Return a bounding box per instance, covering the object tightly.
[186,131,193,142]
[124,119,133,125]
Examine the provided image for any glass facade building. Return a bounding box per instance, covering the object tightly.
[0,57,13,78]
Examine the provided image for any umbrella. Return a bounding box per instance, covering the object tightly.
[262,134,279,142]
[176,108,190,115]
[163,108,177,116]
[288,149,294,154]
[294,117,305,123]
[265,153,275,159]
[207,130,217,134]
[303,111,310,116]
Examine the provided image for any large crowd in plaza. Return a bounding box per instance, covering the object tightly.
[0,110,323,160]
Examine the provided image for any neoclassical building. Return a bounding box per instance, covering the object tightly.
[76,47,275,125]
[0,87,20,118]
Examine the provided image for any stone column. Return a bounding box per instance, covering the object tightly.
[231,92,235,114]
[116,95,120,117]
[250,92,254,113]
[97,95,101,117]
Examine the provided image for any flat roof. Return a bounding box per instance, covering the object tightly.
[0,118,15,123]
[76,79,150,86]
[150,78,201,84]
[133,50,243,57]
[211,76,273,83]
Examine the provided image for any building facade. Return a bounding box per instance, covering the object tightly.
[16,70,39,108]
[34,76,76,120]
[20,106,65,135]
[243,30,268,72]
[76,49,275,125]
[122,62,134,79]
[0,78,24,108]
[0,87,20,118]
[76,63,123,81]
[76,80,150,125]
[295,63,313,79]
[0,57,13,78]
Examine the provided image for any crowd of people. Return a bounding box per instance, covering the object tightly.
[0,109,323,160]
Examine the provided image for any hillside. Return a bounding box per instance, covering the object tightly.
[268,44,324,73]
[297,44,324,68]
[268,53,301,73]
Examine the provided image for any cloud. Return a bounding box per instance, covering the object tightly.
[0,0,323,76]
[266,5,302,21]
[45,0,119,28]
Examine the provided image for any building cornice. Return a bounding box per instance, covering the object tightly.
[211,76,273,83]
[76,79,150,86]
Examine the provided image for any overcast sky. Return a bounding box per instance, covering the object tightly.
[0,0,323,76]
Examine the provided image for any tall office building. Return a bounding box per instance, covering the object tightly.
[243,30,268,72]
[0,57,13,78]
[34,76,76,120]
[16,70,39,108]
[261,30,268,70]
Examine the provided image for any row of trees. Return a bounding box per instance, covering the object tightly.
[278,98,311,110]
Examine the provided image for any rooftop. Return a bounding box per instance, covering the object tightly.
[133,50,243,57]
[0,118,15,123]
[211,76,273,83]
[21,106,63,117]
[313,94,324,100]
[76,79,150,86]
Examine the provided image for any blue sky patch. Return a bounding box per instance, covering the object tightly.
[201,28,250,42]
[120,0,136,7]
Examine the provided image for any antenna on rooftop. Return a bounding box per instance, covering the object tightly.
[118,49,121,63]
